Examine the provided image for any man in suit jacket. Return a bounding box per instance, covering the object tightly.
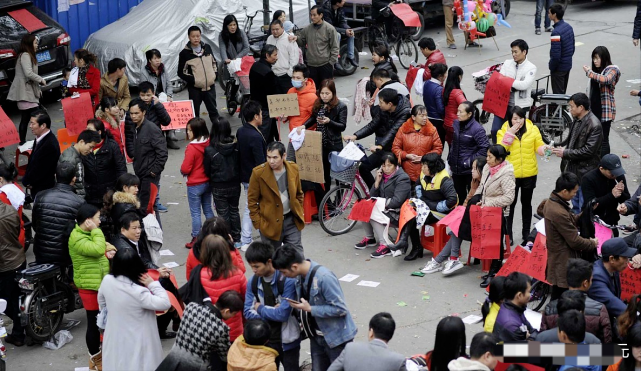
[328,312,405,371]
[22,111,60,198]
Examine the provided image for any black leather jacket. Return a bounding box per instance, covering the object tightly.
[33,183,85,265]
[303,100,348,147]
[354,94,411,150]
[561,111,603,181]
[127,119,169,179]
[82,136,127,206]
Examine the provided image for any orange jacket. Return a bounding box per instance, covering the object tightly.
[392,118,443,181]
[185,247,246,281]
[287,79,317,131]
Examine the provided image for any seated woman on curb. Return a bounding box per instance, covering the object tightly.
[353,153,411,258]
[420,144,515,283]
[387,153,458,261]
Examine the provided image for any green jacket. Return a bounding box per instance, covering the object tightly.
[69,225,108,291]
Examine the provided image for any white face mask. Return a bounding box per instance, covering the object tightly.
[291,80,303,88]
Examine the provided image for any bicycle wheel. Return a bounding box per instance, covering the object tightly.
[472,99,494,126]
[225,83,237,116]
[530,105,572,146]
[396,38,418,70]
[527,280,551,312]
[318,184,363,236]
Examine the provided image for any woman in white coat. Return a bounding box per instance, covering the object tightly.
[98,248,170,371]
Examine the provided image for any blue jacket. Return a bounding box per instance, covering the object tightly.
[588,260,626,318]
[549,20,575,72]
[297,260,357,348]
[236,122,267,183]
[244,270,300,351]
[448,118,490,176]
[493,301,537,342]
[422,79,445,121]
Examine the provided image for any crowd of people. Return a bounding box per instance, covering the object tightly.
[0,1,640,371]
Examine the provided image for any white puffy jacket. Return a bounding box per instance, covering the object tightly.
[499,57,537,109]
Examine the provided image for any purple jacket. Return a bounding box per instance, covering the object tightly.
[493,301,537,343]
[447,117,490,175]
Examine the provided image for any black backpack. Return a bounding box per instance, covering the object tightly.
[206,142,239,184]
[251,274,286,303]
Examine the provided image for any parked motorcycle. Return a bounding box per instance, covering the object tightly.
[16,264,82,342]
[0,299,7,371]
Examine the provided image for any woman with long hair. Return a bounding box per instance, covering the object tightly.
[99,248,170,371]
[463,156,487,207]
[7,34,46,144]
[272,10,287,23]
[69,203,114,370]
[198,234,247,342]
[607,324,641,371]
[110,173,144,234]
[142,48,179,148]
[481,276,506,333]
[68,49,101,107]
[297,79,347,193]
[408,316,467,371]
[181,118,214,248]
[497,106,546,244]
[583,46,621,157]
[219,14,250,102]
[618,294,641,341]
[442,66,467,147]
[367,43,398,96]
[204,117,241,246]
[185,216,246,280]
[95,96,124,151]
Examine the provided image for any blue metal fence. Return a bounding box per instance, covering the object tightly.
[32,0,143,52]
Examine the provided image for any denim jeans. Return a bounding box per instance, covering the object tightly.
[310,336,350,371]
[336,33,355,59]
[241,183,253,245]
[187,183,215,237]
[571,187,584,214]
[212,185,242,243]
[535,0,553,29]
[435,232,463,263]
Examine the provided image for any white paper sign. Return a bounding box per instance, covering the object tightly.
[524,308,542,331]
[339,274,360,282]
[159,250,175,256]
[338,142,366,161]
[535,218,546,236]
[357,280,380,288]
[163,262,180,268]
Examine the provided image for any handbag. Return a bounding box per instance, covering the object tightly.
[297,265,321,340]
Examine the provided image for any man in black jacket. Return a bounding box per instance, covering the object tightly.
[581,154,630,236]
[249,44,280,142]
[237,101,267,250]
[126,99,168,214]
[33,162,85,266]
[125,81,176,149]
[84,119,127,208]
[22,111,60,198]
[344,89,411,187]
[177,26,219,120]
[321,0,358,68]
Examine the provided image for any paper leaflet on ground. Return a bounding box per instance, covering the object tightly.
[338,142,366,161]
[357,280,380,288]
[163,262,180,268]
[462,314,483,324]
[159,250,175,256]
[339,274,360,282]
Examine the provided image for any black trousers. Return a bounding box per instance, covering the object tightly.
[188,86,219,121]
[86,309,101,354]
[19,107,39,144]
[359,149,386,188]
[431,119,447,150]
[157,277,180,335]
[551,70,570,94]
[507,176,537,243]
[138,174,160,217]
[258,108,279,143]
[452,174,473,208]
[308,64,334,92]
[268,342,301,371]
[276,74,293,94]
[600,120,612,157]
[550,285,569,301]
[0,262,26,340]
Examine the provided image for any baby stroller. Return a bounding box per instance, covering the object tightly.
[223,56,255,116]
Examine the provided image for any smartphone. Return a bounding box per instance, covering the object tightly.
[283,297,301,305]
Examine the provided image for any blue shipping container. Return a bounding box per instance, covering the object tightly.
[32,0,143,52]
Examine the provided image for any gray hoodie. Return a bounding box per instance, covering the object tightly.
[447,357,492,371]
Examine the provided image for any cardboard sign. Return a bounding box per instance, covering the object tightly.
[482,72,514,118]
[620,267,641,302]
[521,234,548,283]
[0,106,20,148]
[295,130,324,183]
[436,205,466,237]
[470,205,503,259]
[61,92,94,135]
[162,100,194,131]
[267,94,300,117]
[594,222,612,255]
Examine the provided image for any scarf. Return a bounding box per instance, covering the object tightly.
[76,66,90,89]
[93,139,104,153]
[489,161,507,177]
[145,62,164,77]
[382,168,398,183]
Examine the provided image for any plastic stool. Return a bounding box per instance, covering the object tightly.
[303,190,318,224]
[420,223,450,256]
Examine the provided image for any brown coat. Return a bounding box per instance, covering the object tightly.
[543,192,595,288]
[247,161,304,241]
[98,73,131,111]
[0,202,24,273]
[391,118,443,182]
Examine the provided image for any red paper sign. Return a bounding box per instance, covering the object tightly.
[521,234,549,283]
[61,93,94,135]
[494,245,531,279]
[390,3,422,27]
[436,205,466,237]
[470,205,503,259]
[482,72,514,118]
[162,100,195,130]
[0,106,20,148]
[620,267,641,302]
[348,199,377,222]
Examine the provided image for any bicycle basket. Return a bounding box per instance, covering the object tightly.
[329,152,359,184]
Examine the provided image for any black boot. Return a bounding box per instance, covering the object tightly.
[404,229,423,261]
[480,260,502,288]
[387,224,410,254]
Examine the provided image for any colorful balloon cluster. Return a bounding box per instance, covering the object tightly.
[453,0,511,41]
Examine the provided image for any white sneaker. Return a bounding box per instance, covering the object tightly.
[421,259,443,274]
[240,243,251,252]
[392,249,403,257]
[442,259,464,276]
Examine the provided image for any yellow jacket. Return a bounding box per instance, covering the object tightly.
[227,335,279,371]
[496,119,545,179]
[483,302,501,333]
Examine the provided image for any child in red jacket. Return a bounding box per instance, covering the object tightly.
[180,118,215,248]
